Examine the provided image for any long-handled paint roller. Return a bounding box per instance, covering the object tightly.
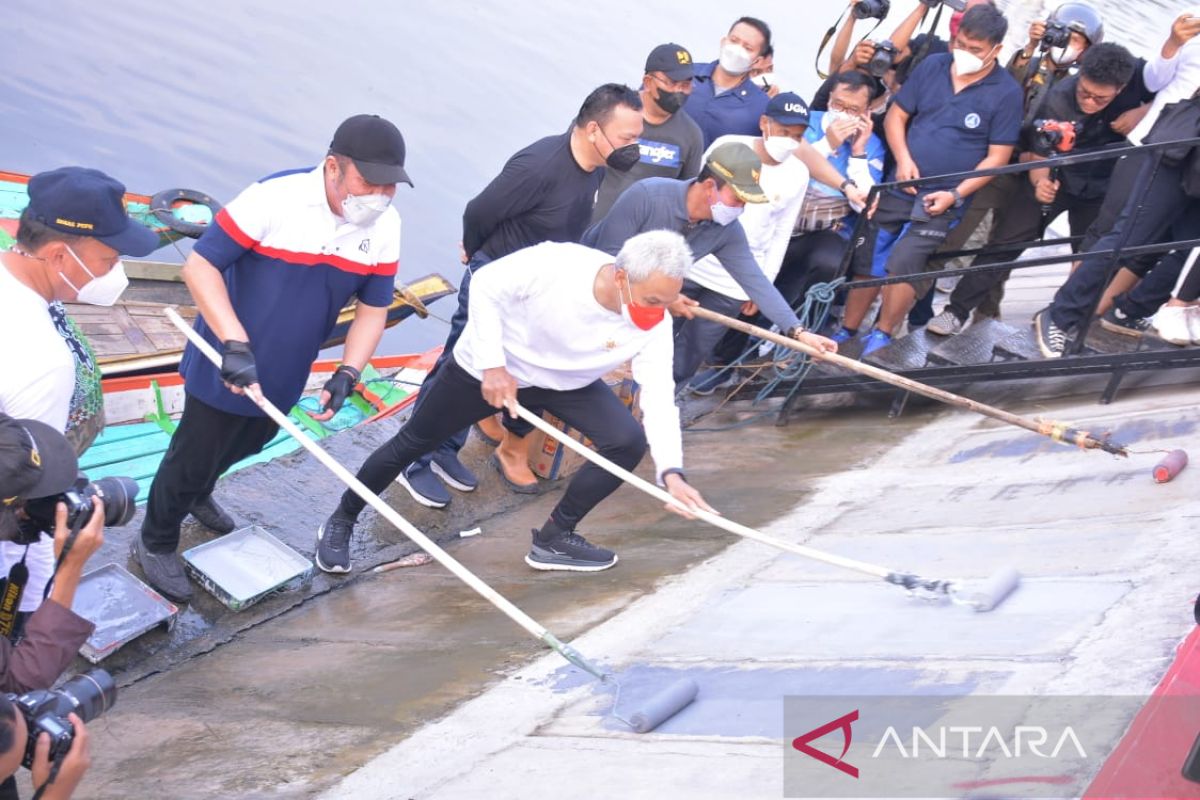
[511,404,1020,612]
[163,308,695,732]
[691,307,1131,458]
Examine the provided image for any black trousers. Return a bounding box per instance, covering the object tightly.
[712,229,845,363]
[671,279,746,386]
[1079,149,1158,276]
[1050,154,1197,332]
[141,394,278,553]
[337,359,647,532]
[945,180,1102,321]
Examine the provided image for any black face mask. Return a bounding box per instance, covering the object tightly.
[656,87,687,115]
[606,142,641,172]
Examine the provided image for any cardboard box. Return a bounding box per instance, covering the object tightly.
[528,367,641,481]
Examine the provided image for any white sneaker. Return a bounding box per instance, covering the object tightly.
[926,309,965,336]
[1187,306,1200,346]
[1152,305,1192,346]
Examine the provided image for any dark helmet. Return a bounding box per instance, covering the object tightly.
[1048,1,1104,45]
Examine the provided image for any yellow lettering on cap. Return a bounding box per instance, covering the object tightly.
[677,50,691,64]
[1,496,17,508]
[751,168,761,182]
[54,218,94,230]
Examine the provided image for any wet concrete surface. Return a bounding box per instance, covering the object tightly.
[68,398,917,799]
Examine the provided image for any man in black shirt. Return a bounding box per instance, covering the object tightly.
[927,42,1141,336]
[402,84,644,507]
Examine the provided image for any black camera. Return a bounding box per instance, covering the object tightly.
[1030,118,1077,157]
[867,40,898,78]
[918,0,966,9]
[9,670,116,769]
[1040,20,1071,50]
[17,474,138,543]
[852,0,890,21]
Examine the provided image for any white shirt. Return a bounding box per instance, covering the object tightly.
[0,261,73,612]
[453,242,682,479]
[1130,25,1200,146]
[688,135,811,301]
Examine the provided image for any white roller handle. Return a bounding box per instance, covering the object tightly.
[164,308,551,640]
[511,403,890,580]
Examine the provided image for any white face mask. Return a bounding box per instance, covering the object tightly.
[1049,45,1083,66]
[952,47,990,76]
[764,135,798,163]
[719,42,754,75]
[341,192,391,228]
[62,246,128,306]
[710,198,744,225]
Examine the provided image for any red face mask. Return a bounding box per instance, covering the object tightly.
[621,278,665,331]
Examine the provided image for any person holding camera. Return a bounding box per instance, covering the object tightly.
[135,115,407,599]
[927,43,1142,336]
[0,167,159,625]
[0,696,91,800]
[833,4,1022,354]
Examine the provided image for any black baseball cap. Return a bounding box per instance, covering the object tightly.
[26,167,161,257]
[0,415,78,508]
[329,114,413,187]
[645,43,696,82]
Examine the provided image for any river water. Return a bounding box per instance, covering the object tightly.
[3,0,1185,352]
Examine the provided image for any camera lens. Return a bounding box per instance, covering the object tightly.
[56,669,117,724]
[92,477,139,527]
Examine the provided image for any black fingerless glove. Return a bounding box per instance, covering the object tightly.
[321,365,360,414]
[220,340,259,387]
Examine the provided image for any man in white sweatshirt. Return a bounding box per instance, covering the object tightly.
[316,230,713,574]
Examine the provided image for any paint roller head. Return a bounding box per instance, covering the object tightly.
[959,567,1021,612]
[1153,449,1188,483]
[626,677,699,733]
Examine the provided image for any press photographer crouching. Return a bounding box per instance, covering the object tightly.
[0,413,118,798]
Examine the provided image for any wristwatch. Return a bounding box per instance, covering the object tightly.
[950,188,964,208]
[839,178,858,193]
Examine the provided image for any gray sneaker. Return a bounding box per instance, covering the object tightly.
[926,309,965,337]
[131,537,193,603]
[315,513,355,574]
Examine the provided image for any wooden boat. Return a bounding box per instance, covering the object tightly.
[85,348,442,503]
[66,261,455,377]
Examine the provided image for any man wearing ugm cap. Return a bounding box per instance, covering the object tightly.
[582,139,838,386]
[134,114,408,603]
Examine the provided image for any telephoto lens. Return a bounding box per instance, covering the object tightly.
[90,476,139,527]
[852,0,890,21]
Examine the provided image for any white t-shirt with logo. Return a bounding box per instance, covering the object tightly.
[0,261,74,613]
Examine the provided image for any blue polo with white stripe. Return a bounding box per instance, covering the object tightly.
[180,165,399,416]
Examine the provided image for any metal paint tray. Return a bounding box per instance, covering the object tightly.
[73,563,179,663]
[182,525,312,611]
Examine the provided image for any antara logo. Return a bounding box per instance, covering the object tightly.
[792,710,859,778]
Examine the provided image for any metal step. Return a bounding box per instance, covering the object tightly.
[925,318,1018,366]
[862,328,937,371]
[993,326,1043,361]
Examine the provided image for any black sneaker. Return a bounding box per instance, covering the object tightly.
[131,536,193,603]
[189,494,236,535]
[431,451,478,492]
[1099,307,1152,338]
[1033,308,1068,359]
[316,513,355,573]
[525,528,617,572]
[397,463,450,508]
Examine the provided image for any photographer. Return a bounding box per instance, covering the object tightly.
[928,43,1141,336]
[0,697,90,800]
[833,4,1022,354]
[0,415,100,693]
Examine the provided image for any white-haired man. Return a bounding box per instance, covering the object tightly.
[316,230,713,574]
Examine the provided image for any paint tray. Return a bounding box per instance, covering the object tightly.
[182,525,312,611]
[73,563,179,663]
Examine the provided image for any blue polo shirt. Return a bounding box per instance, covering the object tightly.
[892,53,1022,190]
[181,166,398,416]
[683,61,770,148]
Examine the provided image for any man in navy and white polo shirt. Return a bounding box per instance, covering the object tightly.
[134,114,408,602]
[837,4,1022,355]
[683,17,774,147]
